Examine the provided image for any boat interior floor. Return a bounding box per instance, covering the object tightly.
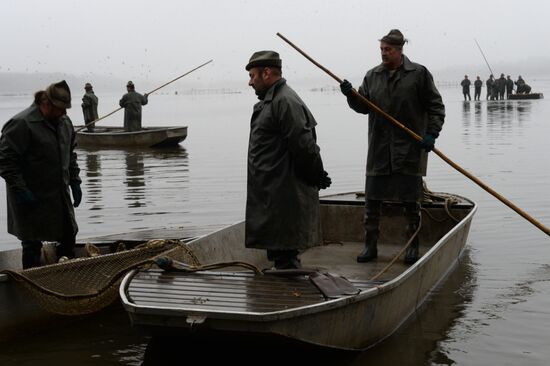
[126,241,420,314]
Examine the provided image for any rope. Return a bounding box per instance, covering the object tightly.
[368,217,422,282]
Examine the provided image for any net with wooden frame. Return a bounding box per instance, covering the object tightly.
[0,239,201,315]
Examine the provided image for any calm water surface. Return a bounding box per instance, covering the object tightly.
[0,80,550,365]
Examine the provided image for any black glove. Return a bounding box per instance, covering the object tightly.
[15,190,39,206]
[70,183,82,207]
[318,170,332,190]
[420,134,437,152]
[340,79,353,96]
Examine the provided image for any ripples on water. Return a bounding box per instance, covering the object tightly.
[1,83,550,364]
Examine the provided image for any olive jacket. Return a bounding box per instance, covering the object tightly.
[347,55,445,177]
[0,103,81,241]
[245,78,325,251]
[81,91,99,123]
[119,91,148,132]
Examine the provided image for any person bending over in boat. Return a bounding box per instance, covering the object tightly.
[245,50,331,270]
[119,81,148,132]
[81,82,99,132]
[0,81,82,269]
[339,29,445,265]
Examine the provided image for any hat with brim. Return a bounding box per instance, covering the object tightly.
[245,50,282,71]
[45,80,71,109]
[379,29,406,46]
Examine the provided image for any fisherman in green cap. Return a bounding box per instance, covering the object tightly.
[119,81,148,132]
[81,82,99,132]
[0,80,82,268]
[245,50,331,269]
[340,29,445,265]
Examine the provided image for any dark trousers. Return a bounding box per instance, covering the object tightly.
[474,88,481,101]
[364,200,420,239]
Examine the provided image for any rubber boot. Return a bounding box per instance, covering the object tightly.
[357,232,378,263]
[21,240,42,269]
[404,205,421,264]
[404,224,419,264]
[357,201,380,263]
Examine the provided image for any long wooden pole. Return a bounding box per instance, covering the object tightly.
[76,59,213,132]
[474,39,494,76]
[277,32,550,237]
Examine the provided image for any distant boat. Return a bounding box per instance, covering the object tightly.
[76,126,188,148]
[508,93,544,100]
[120,191,477,351]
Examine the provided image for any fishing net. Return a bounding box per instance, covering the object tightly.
[0,239,201,316]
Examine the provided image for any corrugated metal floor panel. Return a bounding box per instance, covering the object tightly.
[127,270,378,313]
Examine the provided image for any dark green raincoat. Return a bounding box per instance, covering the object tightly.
[119,91,148,131]
[347,55,445,177]
[245,78,325,251]
[81,91,99,123]
[0,103,81,241]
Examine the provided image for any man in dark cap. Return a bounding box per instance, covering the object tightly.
[245,50,331,269]
[339,29,445,265]
[81,82,99,132]
[119,81,148,132]
[461,75,471,101]
[474,76,483,101]
[0,80,82,269]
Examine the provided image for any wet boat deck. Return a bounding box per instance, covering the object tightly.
[126,240,414,314]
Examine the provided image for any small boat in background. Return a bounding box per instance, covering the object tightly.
[120,191,477,351]
[76,126,188,148]
[508,93,544,100]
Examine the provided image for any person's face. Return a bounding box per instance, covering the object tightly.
[248,67,269,96]
[380,41,402,69]
[40,99,66,120]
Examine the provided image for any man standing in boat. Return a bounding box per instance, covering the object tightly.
[81,82,99,132]
[339,29,445,264]
[0,80,82,269]
[119,81,148,132]
[245,50,331,270]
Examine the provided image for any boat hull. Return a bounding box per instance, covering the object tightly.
[76,126,188,148]
[508,93,544,100]
[121,193,477,350]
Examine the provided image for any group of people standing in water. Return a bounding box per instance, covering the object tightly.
[460,74,531,101]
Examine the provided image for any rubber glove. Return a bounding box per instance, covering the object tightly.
[340,79,353,96]
[70,183,82,207]
[318,171,332,190]
[420,134,437,152]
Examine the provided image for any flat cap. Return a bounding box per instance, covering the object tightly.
[379,29,406,46]
[127,81,134,87]
[245,50,282,71]
[45,80,71,109]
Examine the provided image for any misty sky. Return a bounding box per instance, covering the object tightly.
[2,0,549,87]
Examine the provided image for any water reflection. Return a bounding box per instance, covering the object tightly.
[76,146,190,230]
[124,152,145,208]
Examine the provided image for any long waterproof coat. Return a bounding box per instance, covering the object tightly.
[0,103,81,241]
[119,91,148,132]
[245,78,325,251]
[81,91,99,123]
[347,55,445,177]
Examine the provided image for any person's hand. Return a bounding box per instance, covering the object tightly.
[144,93,148,98]
[318,171,332,190]
[420,134,437,152]
[340,79,353,96]
[15,190,39,206]
[70,183,82,208]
